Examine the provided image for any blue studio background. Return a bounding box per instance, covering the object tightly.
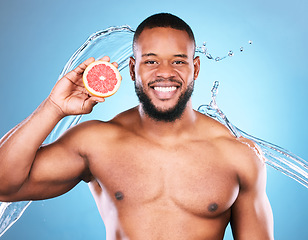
[0,0,307,239]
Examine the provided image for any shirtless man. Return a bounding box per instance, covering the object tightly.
[0,13,273,239]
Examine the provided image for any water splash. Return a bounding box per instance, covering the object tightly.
[195,40,252,61]
[0,26,306,237]
[198,81,308,188]
[0,202,31,237]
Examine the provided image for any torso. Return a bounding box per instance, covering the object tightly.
[78,108,251,240]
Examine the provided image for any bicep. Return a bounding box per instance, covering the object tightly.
[230,188,273,239]
[230,161,274,239]
[1,137,90,202]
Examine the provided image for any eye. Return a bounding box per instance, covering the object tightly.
[173,60,186,65]
[145,60,158,65]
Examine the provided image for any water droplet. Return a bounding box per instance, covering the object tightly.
[228,50,234,57]
[211,81,219,97]
[248,40,253,45]
[206,53,213,60]
[202,41,207,46]
[240,47,244,52]
[215,57,221,62]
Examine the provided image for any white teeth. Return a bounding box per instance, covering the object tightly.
[154,86,177,92]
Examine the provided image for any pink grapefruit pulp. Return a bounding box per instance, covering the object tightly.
[83,60,122,97]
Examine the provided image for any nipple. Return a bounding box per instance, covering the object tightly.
[115,191,124,200]
[208,203,218,212]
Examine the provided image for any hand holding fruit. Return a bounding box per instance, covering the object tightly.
[47,56,121,117]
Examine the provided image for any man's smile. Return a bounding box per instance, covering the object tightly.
[153,86,177,92]
[152,86,178,100]
[148,80,181,100]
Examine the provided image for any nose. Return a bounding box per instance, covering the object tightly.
[155,62,176,79]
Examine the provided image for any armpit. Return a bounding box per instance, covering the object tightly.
[80,167,94,183]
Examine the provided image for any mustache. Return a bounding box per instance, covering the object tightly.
[148,78,182,87]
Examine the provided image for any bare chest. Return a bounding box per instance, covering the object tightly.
[89,139,239,218]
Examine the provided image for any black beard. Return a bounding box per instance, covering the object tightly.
[135,81,194,122]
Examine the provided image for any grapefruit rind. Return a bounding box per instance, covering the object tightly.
[83,60,122,98]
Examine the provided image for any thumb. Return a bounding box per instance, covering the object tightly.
[82,97,105,113]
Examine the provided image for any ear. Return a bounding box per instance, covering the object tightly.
[129,57,136,81]
[193,56,200,80]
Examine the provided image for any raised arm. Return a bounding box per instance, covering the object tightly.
[0,57,111,201]
[230,138,274,240]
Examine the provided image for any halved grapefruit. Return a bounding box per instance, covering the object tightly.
[83,60,122,98]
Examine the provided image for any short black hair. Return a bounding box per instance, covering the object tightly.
[133,13,196,54]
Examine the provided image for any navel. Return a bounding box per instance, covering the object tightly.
[208,203,218,212]
[115,191,124,200]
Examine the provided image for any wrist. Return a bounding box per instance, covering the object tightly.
[43,97,67,120]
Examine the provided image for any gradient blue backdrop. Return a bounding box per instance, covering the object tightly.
[0,0,307,239]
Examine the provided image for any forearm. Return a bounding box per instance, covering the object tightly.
[0,98,64,194]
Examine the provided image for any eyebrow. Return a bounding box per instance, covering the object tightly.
[141,53,157,57]
[174,54,188,58]
[141,53,188,58]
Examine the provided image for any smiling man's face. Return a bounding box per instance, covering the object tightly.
[129,27,200,122]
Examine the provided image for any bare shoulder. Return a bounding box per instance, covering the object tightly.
[57,107,139,149]
[223,136,266,189]
[197,112,266,189]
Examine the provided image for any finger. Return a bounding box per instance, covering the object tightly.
[73,57,95,75]
[98,56,118,68]
[64,57,95,84]
[82,97,105,113]
[111,62,119,68]
[82,91,106,103]
[90,96,105,103]
[99,56,110,62]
